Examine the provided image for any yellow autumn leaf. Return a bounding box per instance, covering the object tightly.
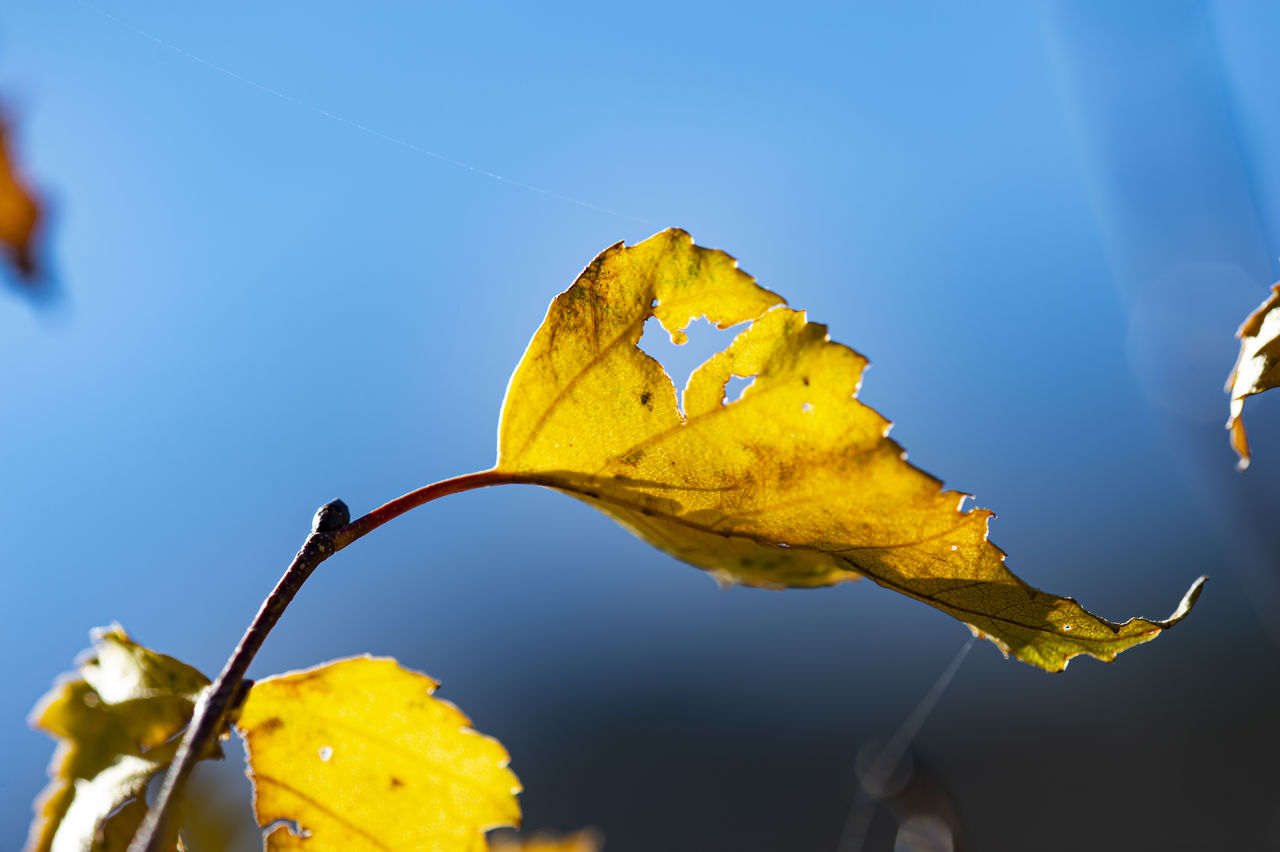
[489,829,602,852]
[1226,281,1280,469]
[495,229,1203,672]
[25,626,213,852]
[236,656,521,852]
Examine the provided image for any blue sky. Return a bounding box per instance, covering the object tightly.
[3,3,1280,849]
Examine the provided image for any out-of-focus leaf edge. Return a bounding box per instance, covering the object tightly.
[1226,281,1280,469]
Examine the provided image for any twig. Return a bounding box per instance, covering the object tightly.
[128,470,530,852]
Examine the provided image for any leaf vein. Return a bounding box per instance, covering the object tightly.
[562,480,1108,642]
[594,380,789,474]
[511,312,649,463]
[254,772,394,850]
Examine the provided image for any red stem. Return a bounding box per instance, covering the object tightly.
[332,469,535,550]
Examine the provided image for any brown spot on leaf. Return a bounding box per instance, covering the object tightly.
[256,716,284,734]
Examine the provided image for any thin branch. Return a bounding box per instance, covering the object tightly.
[128,470,529,852]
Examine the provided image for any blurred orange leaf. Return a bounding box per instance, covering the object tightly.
[489,829,602,852]
[0,114,40,283]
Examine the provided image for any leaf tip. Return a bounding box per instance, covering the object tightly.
[1161,575,1208,627]
[1229,415,1252,470]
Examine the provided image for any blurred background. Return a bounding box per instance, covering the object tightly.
[3,2,1279,849]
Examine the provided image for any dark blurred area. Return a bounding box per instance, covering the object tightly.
[4,2,1280,851]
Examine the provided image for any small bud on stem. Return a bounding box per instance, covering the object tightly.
[312,499,350,533]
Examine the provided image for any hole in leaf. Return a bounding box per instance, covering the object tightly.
[263,818,310,839]
[638,315,746,414]
[725,374,756,404]
[801,402,814,413]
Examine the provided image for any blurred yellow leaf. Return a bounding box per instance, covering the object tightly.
[25,626,212,852]
[237,656,521,851]
[1226,281,1280,469]
[489,829,602,852]
[496,229,1203,671]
